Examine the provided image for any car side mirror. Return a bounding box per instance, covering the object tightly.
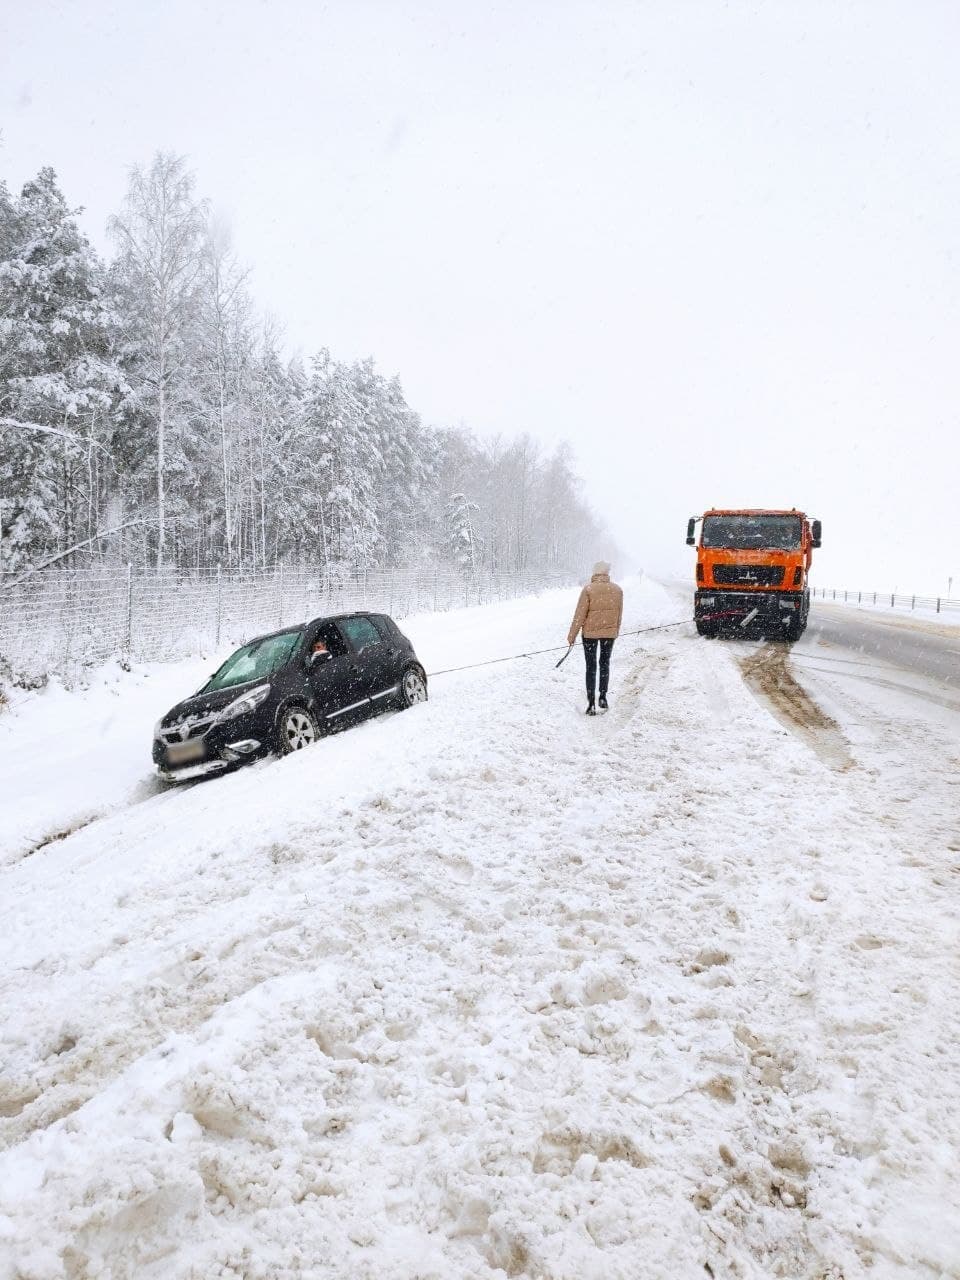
[686,517,697,546]
[811,519,822,549]
[309,649,332,666]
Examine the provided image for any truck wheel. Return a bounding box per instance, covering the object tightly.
[784,615,804,642]
[696,621,718,637]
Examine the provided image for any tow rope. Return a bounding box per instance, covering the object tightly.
[426,619,695,679]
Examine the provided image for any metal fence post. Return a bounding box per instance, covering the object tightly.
[890,593,894,607]
[215,564,222,648]
[911,595,915,609]
[937,597,941,613]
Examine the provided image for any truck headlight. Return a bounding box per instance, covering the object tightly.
[217,683,272,722]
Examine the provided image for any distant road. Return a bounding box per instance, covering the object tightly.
[801,603,959,689]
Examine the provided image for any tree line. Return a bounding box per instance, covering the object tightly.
[0,153,609,578]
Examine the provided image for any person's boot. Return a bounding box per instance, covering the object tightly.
[585,700,597,716]
[598,695,609,711]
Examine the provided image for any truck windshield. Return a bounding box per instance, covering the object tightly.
[203,629,303,692]
[702,515,802,550]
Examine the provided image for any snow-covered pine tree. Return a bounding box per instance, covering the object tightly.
[445,492,482,577]
[0,168,122,572]
[300,351,379,572]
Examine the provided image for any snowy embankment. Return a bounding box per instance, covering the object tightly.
[1,578,958,1279]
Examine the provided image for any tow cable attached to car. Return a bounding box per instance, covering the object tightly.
[425,618,696,679]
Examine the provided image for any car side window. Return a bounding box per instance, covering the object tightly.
[340,616,382,653]
[319,623,348,656]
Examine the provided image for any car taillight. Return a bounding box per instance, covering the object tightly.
[696,563,704,582]
[793,567,802,585]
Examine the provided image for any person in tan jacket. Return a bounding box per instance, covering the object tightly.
[567,562,623,714]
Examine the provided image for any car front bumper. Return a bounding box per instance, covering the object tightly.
[153,712,268,781]
[157,758,232,783]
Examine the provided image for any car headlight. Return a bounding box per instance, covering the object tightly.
[217,683,272,722]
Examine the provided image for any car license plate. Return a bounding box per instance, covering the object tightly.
[167,740,205,765]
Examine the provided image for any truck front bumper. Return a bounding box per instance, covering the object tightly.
[695,590,805,625]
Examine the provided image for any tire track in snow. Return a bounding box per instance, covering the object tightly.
[737,643,854,771]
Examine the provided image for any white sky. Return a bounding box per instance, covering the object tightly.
[3,0,959,594]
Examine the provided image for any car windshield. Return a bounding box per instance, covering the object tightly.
[203,630,303,692]
[702,515,802,550]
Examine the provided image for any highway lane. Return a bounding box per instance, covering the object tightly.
[801,603,959,689]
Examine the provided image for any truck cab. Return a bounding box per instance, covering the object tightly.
[686,508,822,640]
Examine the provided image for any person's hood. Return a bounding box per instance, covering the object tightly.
[590,572,611,583]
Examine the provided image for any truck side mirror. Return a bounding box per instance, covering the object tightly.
[811,519,822,548]
[685,517,696,546]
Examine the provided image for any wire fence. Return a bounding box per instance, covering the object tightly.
[0,564,574,688]
[812,586,960,616]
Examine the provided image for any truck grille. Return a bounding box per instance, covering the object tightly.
[713,565,785,587]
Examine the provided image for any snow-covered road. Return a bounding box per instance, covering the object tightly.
[804,603,960,691]
[1,579,958,1279]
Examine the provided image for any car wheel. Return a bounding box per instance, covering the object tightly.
[277,705,319,754]
[398,667,428,708]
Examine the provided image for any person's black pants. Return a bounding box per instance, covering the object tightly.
[582,637,615,702]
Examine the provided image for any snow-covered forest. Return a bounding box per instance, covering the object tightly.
[0,154,607,578]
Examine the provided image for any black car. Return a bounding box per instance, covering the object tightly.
[153,612,428,782]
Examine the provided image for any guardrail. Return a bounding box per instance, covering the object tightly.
[812,586,960,615]
[0,564,574,689]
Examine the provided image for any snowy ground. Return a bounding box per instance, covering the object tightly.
[1,579,958,1279]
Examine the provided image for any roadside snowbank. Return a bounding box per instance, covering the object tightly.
[1,576,958,1279]
[0,659,212,866]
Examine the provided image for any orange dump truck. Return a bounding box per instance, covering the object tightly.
[686,508,822,640]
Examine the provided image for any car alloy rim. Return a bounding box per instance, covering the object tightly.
[285,711,315,749]
[403,671,427,704]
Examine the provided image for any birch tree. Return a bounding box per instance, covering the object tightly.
[197,219,251,564]
[110,153,206,566]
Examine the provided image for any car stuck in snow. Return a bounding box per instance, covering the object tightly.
[152,611,428,782]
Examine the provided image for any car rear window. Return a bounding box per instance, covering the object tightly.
[204,630,303,691]
[371,615,395,642]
